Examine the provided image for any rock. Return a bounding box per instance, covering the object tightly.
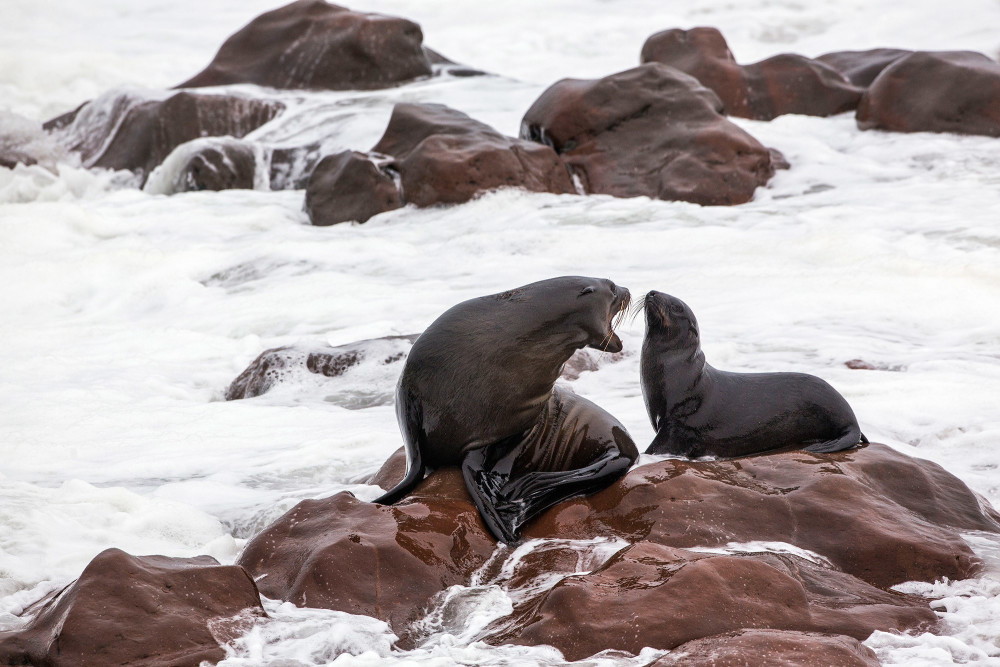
[845,358,905,371]
[857,51,1000,136]
[0,548,264,667]
[520,63,780,205]
[524,443,997,589]
[48,90,283,184]
[650,629,880,667]
[177,0,432,90]
[305,150,404,225]
[237,470,497,631]
[488,542,934,660]
[143,137,262,195]
[225,339,610,401]
[240,441,996,657]
[640,27,861,120]
[817,48,912,87]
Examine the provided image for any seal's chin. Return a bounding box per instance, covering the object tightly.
[604,331,623,353]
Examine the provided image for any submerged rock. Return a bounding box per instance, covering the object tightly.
[641,27,861,120]
[857,51,1000,136]
[520,63,780,205]
[47,90,283,184]
[239,443,996,658]
[177,0,432,90]
[305,102,574,225]
[0,548,264,667]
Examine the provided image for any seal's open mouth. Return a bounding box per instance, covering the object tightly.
[601,290,631,353]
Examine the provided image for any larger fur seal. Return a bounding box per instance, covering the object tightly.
[374,276,638,543]
[641,291,866,457]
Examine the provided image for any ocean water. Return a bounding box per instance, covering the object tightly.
[2,0,1000,664]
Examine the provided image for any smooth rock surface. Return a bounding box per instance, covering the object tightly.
[817,48,913,87]
[651,629,880,667]
[0,548,264,667]
[178,0,433,90]
[641,27,861,119]
[857,51,1000,136]
[520,63,779,205]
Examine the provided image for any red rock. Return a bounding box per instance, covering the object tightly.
[524,443,997,589]
[520,64,780,205]
[488,542,934,660]
[817,48,912,87]
[651,629,880,667]
[641,27,861,120]
[237,470,496,630]
[50,91,282,184]
[305,150,404,225]
[178,0,432,90]
[0,548,264,667]
[857,51,1000,136]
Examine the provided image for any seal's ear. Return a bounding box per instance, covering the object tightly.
[579,286,596,297]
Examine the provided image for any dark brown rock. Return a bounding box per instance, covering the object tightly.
[176,140,258,192]
[305,150,404,225]
[640,27,861,120]
[520,63,779,205]
[237,469,496,630]
[177,0,432,90]
[650,629,880,667]
[846,358,905,371]
[489,542,934,660]
[51,91,282,183]
[857,51,1000,136]
[0,548,264,667]
[817,48,912,87]
[524,443,998,589]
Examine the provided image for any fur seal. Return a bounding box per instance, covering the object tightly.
[640,291,867,457]
[374,276,638,543]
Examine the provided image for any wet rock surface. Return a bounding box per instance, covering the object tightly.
[817,48,913,87]
[520,63,780,206]
[239,443,996,658]
[641,27,861,120]
[856,50,1000,136]
[0,548,264,667]
[48,91,282,183]
[177,0,433,90]
[305,103,574,225]
[650,629,880,667]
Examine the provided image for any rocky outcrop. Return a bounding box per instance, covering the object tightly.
[0,548,264,667]
[47,90,282,183]
[651,629,880,667]
[857,51,1000,136]
[177,0,433,90]
[817,48,912,87]
[238,443,996,659]
[641,27,861,120]
[520,63,781,205]
[305,103,574,225]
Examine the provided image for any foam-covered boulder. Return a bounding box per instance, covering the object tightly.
[143,137,262,194]
[305,103,574,225]
[520,63,780,205]
[817,48,912,87]
[650,629,880,667]
[0,548,264,667]
[47,91,282,183]
[177,0,432,90]
[857,51,1000,136]
[640,27,861,119]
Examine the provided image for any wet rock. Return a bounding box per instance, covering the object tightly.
[641,27,861,120]
[857,51,1000,136]
[304,102,574,225]
[0,548,264,667]
[490,542,934,660]
[520,63,780,205]
[305,150,405,225]
[817,48,912,87]
[144,137,261,195]
[237,469,497,630]
[177,0,432,90]
[650,629,880,667]
[845,358,905,371]
[524,443,998,589]
[49,90,282,184]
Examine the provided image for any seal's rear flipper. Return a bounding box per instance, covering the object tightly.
[373,387,426,505]
[803,427,865,454]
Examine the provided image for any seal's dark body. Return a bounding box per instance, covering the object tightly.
[641,291,866,457]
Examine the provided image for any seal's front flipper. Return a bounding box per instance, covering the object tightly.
[803,427,865,454]
[461,448,521,544]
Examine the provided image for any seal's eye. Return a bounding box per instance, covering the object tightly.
[579,286,596,296]
[669,303,684,315]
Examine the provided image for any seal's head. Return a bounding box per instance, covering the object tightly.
[643,291,699,351]
[546,276,631,354]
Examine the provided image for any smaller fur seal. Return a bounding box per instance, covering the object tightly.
[640,291,867,457]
